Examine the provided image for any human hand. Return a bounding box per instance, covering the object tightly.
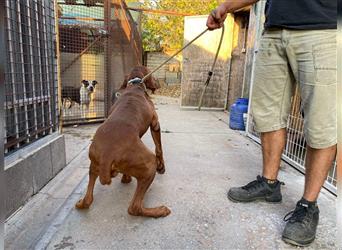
[206,3,228,30]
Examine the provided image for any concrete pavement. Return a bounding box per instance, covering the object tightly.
[5,96,336,249]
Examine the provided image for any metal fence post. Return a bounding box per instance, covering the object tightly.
[0,0,6,246]
[104,0,112,117]
[54,0,63,133]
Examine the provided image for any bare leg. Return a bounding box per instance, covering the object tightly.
[128,171,170,218]
[150,116,165,174]
[261,128,287,180]
[121,174,132,184]
[76,165,98,209]
[303,145,336,201]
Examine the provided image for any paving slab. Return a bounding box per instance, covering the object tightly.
[5,97,337,250]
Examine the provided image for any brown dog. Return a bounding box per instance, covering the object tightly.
[75,66,170,218]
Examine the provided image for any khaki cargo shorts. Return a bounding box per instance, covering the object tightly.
[251,29,337,149]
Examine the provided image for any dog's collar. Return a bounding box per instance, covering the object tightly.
[127,77,147,92]
[127,77,142,85]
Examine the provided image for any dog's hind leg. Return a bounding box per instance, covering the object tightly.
[128,170,170,218]
[150,113,165,174]
[76,162,98,209]
[121,174,132,184]
[127,152,170,218]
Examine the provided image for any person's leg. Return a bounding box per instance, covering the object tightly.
[303,145,336,202]
[261,128,287,180]
[228,129,287,202]
[228,29,292,203]
[282,29,337,247]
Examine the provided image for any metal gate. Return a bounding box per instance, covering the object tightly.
[4,0,58,156]
[57,0,142,125]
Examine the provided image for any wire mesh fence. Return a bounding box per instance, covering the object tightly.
[4,0,58,156]
[57,0,142,125]
[58,0,106,124]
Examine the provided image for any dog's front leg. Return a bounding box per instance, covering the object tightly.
[150,113,165,174]
[76,162,98,209]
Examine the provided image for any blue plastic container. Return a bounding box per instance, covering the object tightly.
[229,98,249,131]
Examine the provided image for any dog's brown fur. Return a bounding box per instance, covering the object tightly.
[75,66,170,218]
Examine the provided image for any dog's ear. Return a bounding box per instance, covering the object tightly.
[119,76,128,90]
[81,80,89,87]
[92,80,98,86]
[145,76,160,94]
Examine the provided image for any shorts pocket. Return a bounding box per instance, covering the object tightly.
[312,43,337,85]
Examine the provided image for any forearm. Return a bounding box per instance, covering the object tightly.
[222,0,259,13]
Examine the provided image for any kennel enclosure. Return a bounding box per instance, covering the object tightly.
[57,0,142,125]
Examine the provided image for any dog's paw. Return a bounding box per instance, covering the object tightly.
[121,175,132,184]
[75,199,91,209]
[156,158,165,174]
[157,167,165,174]
[154,206,171,218]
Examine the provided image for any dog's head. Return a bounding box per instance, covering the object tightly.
[120,66,160,94]
[82,80,98,93]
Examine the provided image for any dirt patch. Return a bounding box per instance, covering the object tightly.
[154,84,181,98]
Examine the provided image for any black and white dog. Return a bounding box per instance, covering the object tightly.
[62,80,98,117]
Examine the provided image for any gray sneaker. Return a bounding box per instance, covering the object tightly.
[282,199,319,247]
[227,175,283,203]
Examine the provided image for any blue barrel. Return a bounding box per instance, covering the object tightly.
[229,98,249,131]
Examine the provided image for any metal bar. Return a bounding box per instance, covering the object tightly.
[121,1,142,63]
[0,0,5,238]
[104,0,112,117]
[57,2,104,7]
[41,0,53,134]
[54,0,63,132]
[48,0,58,131]
[16,1,30,144]
[34,0,46,132]
[58,16,107,22]
[26,0,38,139]
[6,0,20,151]
[5,125,54,149]
[4,96,51,108]
[126,7,193,17]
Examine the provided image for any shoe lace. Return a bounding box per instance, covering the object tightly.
[241,175,264,191]
[283,203,308,223]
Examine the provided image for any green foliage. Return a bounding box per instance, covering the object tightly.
[141,0,220,51]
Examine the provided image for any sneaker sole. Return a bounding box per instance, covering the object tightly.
[282,236,315,247]
[227,192,282,203]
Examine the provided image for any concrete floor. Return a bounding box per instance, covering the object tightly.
[5,97,337,249]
